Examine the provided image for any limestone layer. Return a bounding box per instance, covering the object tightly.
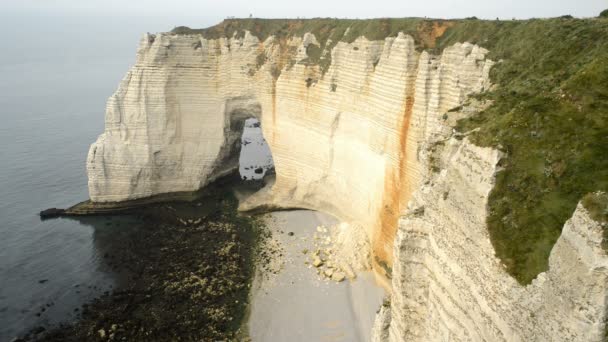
[87,31,492,267]
[372,137,608,341]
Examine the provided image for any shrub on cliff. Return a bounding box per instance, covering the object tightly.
[600,9,608,18]
[171,26,193,34]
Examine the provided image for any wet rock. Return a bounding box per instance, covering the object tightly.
[39,208,65,219]
[35,185,259,341]
[32,326,45,335]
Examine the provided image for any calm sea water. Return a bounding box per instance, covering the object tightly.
[0,12,255,339]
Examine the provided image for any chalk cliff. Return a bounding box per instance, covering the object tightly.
[86,24,607,341]
[87,30,492,267]
[372,137,608,341]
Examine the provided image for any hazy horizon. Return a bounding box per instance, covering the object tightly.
[2,0,606,26]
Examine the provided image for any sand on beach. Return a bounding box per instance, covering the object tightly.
[247,210,385,342]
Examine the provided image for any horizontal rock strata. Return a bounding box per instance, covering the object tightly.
[373,137,608,341]
[87,31,492,268]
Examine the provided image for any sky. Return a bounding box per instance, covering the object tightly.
[0,0,605,71]
[2,0,607,25]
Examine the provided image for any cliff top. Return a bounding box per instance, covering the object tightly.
[171,16,606,51]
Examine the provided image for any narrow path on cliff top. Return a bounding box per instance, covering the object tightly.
[247,210,385,342]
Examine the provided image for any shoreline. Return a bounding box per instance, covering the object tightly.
[22,178,267,341]
[26,175,386,341]
[39,173,265,219]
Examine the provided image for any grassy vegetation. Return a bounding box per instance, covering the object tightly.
[173,18,440,74]
[450,18,608,284]
[174,17,608,284]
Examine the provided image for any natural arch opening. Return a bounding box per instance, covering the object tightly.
[238,118,274,182]
[208,97,274,190]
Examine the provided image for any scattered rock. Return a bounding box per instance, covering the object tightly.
[38,279,48,284]
[254,167,263,174]
[312,257,323,267]
[324,269,334,277]
[331,272,346,282]
[32,186,261,341]
[287,232,294,236]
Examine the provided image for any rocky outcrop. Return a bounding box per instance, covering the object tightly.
[87,30,492,269]
[372,137,608,341]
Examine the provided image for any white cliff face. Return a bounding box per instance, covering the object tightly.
[87,32,266,202]
[373,137,608,342]
[87,30,493,269]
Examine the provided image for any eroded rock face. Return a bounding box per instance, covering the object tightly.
[88,28,607,341]
[372,137,608,342]
[87,31,492,269]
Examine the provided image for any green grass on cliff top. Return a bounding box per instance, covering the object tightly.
[445,18,608,284]
[174,16,608,284]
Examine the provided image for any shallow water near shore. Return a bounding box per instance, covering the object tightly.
[0,51,131,341]
[248,210,385,342]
